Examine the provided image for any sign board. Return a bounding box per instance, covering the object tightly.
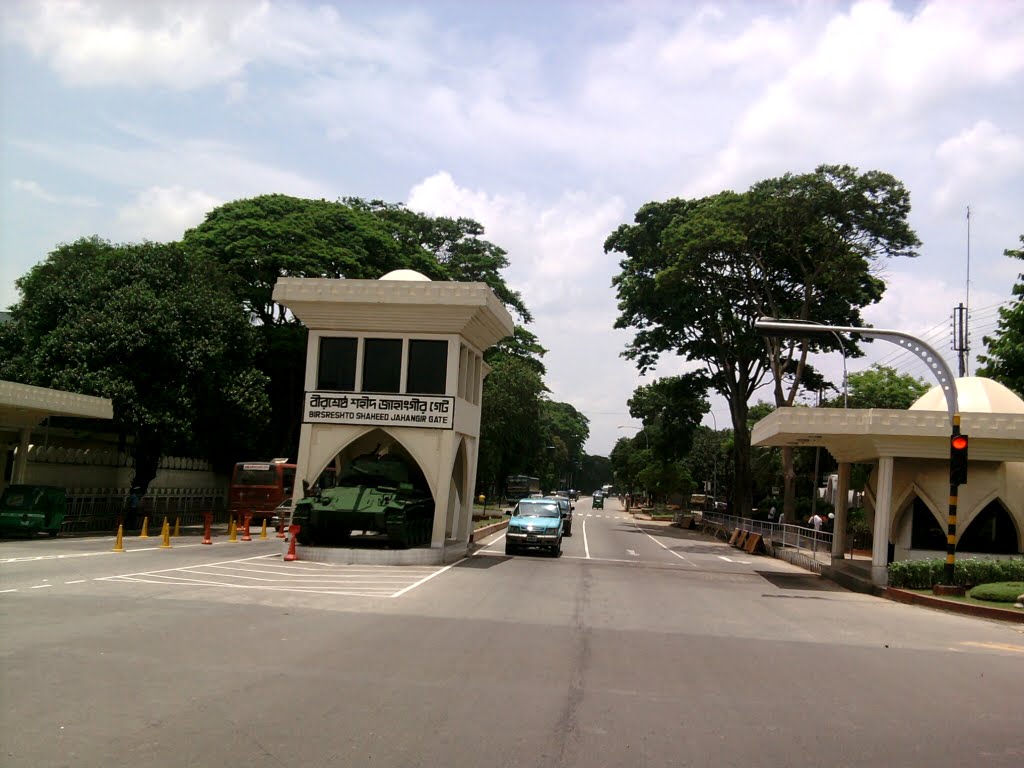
[303,392,455,429]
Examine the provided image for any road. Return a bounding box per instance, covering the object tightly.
[2,495,1022,767]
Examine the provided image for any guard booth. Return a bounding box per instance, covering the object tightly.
[272,270,514,564]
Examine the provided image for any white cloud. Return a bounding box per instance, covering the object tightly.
[933,121,1024,207]
[115,186,220,242]
[11,179,99,207]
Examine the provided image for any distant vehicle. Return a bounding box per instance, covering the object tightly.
[505,498,563,556]
[229,459,335,528]
[592,490,604,510]
[270,497,292,529]
[506,474,541,503]
[545,495,574,536]
[568,489,579,501]
[0,485,66,537]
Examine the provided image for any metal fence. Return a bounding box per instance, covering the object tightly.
[700,510,834,567]
[61,487,226,533]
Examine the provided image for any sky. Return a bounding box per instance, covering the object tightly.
[2,0,1022,456]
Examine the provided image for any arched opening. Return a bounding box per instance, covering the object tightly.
[298,428,435,549]
[445,438,468,540]
[958,499,1019,554]
[909,496,946,551]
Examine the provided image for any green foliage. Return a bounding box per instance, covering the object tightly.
[977,235,1024,397]
[968,582,1024,603]
[485,325,547,376]
[627,373,709,461]
[608,164,918,516]
[478,356,545,493]
[888,558,1024,589]
[0,237,270,490]
[829,364,930,409]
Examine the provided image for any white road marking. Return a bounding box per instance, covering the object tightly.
[64,580,86,584]
[582,518,591,559]
[31,584,53,589]
[718,555,752,564]
[630,520,696,566]
[627,549,638,557]
[0,588,19,593]
[390,558,466,598]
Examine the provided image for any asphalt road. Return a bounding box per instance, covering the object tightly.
[2,495,1022,768]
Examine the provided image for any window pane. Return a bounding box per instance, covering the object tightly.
[407,340,448,394]
[362,338,402,393]
[317,337,357,391]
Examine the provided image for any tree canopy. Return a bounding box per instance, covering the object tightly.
[830,364,930,410]
[978,235,1024,397]
[608,164,918,515]
[0,237,270,492]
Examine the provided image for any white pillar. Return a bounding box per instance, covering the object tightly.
[431,437,454,547]
[871,456,894,586]
[13,428,31,484]
[832,462,851,559]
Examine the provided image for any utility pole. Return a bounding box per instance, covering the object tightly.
[952,302,969,377]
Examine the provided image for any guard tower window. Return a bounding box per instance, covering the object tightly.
[362,338,402,393]
[317,337,357,391]
[407,340,448,395]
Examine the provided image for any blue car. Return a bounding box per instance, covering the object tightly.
[505,498,563,557]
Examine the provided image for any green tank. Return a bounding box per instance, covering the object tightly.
[293,453,434,548]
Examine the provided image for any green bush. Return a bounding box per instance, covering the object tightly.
[888,558,1024,589]
[968,582,1024,603]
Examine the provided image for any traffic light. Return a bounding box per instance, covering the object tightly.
[950,433,968,486]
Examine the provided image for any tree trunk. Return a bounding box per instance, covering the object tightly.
[130,429,162,496]
[728,399,753,517]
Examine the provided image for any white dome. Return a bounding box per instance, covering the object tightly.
[379,269,430,282]
[909,376,1024,414]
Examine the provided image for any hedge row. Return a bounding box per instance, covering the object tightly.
[888,557,1024,589]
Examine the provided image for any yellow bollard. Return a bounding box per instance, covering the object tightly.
[259,519,268,539]
[113,523,125,552]
[172,517,181,537]
[228,517,237,542]
[160,517,172,548]
[139,516,150,538]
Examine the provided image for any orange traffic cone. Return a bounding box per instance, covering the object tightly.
[284,525,300,561]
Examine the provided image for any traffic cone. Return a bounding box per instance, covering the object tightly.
[113,524,125,552]
[284,525,300,561]
[172,517,181,537]
[276,518,286,539]
[241,514,252,542]
[259,519,268,540]
[228,517,237,542]
[202,512,212,545]
[139,516,150,538]
[160,517,171,548]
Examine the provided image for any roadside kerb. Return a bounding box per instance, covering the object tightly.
[884,588,1024,624]
[471,519,508,542]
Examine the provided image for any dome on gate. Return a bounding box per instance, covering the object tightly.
[909,376,1024,414]
[379,269,430,281]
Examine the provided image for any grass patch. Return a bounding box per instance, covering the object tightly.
[908,589,1023,611]
[969,582,1024,603]
[473,516,506,530]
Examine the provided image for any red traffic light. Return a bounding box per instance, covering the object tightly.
[951,435,968,451]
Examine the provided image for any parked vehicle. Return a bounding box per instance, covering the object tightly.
[229,459,335,528]
[505,498,562,556]
[0,485,66,537]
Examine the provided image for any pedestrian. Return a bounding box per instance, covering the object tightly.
[768,505,776,522]
[810,512,823,532]
[126,487,140,530]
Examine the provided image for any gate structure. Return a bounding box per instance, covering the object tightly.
[272,269,514,564]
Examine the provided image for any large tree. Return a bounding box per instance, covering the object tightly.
[829,364,930,410]
[183,194,530,458]
[0,237,270,493]
[608,165,918,516]
[978,235,1024,397]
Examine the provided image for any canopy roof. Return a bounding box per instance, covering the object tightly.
[1,380,113,431]
[751,377,1024,463]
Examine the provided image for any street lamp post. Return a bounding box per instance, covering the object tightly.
[705,412,719,508]
[755,318,963,587]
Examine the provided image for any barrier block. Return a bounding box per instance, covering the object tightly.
[728,528,741,545]
[743,533,763,554]
[735,530,749,548]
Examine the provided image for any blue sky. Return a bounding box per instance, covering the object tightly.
[2,0,1023,454]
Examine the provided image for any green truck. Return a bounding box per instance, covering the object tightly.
[0,485,67,537]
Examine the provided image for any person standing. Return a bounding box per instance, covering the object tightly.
[810,512,823,533]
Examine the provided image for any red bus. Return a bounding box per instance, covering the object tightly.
[228,460,297,527]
